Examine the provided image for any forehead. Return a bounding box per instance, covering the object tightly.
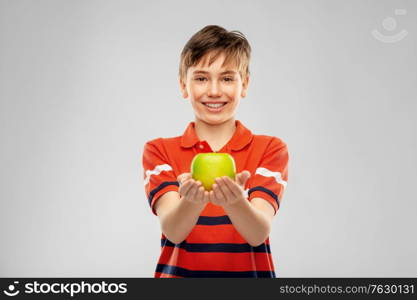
[190,51,238,73]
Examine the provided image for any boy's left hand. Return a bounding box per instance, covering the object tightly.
[209,170,251,207]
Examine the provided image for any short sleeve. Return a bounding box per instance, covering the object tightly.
[142,140,179,215]
[247,137,289,215]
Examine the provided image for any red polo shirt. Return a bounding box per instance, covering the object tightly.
[142,120,289,278]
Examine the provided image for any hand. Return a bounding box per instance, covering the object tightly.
[209,170,251,208]
[177,173,210,205]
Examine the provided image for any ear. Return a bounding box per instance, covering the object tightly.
[241,74,250,98]
[179,77,188,99]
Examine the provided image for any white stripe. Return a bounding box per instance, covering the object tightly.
[255,167,287,189]
[144,164,173,186]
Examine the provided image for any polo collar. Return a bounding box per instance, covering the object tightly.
[180,120,253,151]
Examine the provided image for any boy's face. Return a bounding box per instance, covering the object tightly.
[180,51,249,126]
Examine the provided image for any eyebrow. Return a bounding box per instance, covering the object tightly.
[192,70,237,75]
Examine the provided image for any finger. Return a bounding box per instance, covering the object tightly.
[185,181,200,201]
[210,185,221,205]
[197,186,206,203]
[213,180,227,203]
[219,177,234,201]
[195,184,205,203]
[182,179,198,198]
[221,176,240,199]
[237,171,250,186]
[177,173,184,183]
[235,172,241,181]
[242,170,251,185]
[179,179,194,196]
[203,190,210,203]
[182,178,195,188]
[190,181,201,201]
[177,173,191,184]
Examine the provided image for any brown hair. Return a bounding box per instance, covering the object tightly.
[179,25,251,82]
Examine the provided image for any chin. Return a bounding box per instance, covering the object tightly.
[199,115,233,125]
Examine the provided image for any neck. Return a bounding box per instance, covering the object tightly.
[194,118,236,152]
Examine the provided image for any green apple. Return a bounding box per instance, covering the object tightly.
[191,153,236,191]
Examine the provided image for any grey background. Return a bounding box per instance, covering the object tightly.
[1,0,416,277]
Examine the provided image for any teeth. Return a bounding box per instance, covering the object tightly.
[205,103,226,108]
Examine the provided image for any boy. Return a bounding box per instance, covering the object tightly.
[142,25,289,278]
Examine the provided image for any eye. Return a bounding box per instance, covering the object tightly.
[194,77,207,81]
[223,77,234,82]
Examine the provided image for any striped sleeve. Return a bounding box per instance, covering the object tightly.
[142,140,179,215]
[247,137,289,215]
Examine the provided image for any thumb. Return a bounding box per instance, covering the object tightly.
[237,170,250,187]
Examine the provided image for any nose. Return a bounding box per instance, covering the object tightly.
[207,80,222,98]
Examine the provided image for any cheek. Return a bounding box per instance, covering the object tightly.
[225,84,241,96]
[189,84,205,97]
[190,99,201,112]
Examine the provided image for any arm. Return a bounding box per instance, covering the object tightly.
[223,197,274,247]
[142,142,210,243]
[154,173,209,244]
[155,191,205,244]
[226,137,289,246]
[211,173,275,247]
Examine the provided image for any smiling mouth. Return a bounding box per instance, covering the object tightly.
[202,102,228,108]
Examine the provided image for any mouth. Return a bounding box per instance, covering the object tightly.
[201,101,228,112]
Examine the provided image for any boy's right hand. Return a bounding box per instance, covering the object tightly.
[177,173,210,205]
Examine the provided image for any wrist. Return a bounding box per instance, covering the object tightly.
[180,196,207,211]
[222,197,250,213]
